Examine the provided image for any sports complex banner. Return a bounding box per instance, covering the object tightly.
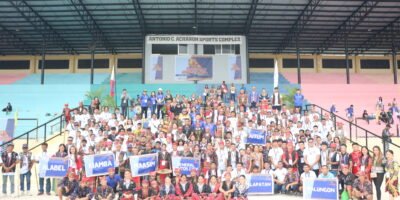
[84,153,115,177]
[247,174,274,195]
[303,178,339,200]
[171,156,200,176]
[129,153,158,176]
[39,157,69,178]
[246,129,266,145]
[146,35,243,44]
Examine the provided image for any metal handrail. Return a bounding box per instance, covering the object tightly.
[305,104,400,150]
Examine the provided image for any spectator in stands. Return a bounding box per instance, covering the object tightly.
[346,105,354,122]
[36,143,51,196]
[1,103,12,113]
[371,146,385,200]
[19,144,33,196]
[362,110,370,124]
[229,83,236,102]
[352,172,373,200]
[293,89,304,113]
[1,143,18,197]
[382,124,392,153]
[120,89,130,117]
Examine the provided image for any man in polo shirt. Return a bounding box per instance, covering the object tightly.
[1,143,19,197]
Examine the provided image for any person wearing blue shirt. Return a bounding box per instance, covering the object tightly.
[156,88,165,119]
[346,105,354,122]
[240,84,246,94]
[140,90,150,118]
[318,165,335,179]
[150,91,157,116]
[293,89,304,113]
[106,168,121,192]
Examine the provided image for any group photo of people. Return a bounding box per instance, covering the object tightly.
[1,83,399,200]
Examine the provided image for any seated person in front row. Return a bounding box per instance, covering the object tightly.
[175,174,193,199]
[95,176,115,200]
[234,175,249,200]
[57,171,79,200]
[351,172,373,200]
[192,175,211,199]
[118,170,137,200]
[283,166,299,194]
[69,178,93,200]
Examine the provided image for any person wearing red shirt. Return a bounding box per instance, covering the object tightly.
[282,143,299,171]
[349,143,362,176]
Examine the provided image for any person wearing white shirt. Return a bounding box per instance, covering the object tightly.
[231,163,247,181]
[260,162,274,177]
[268,140,283,169]
[216,142,228,176]
[273,161,288,193]
[303,138,321,176]
[299,164,317,193]
[36,143,51,195]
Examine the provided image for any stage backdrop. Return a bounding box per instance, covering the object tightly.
[145,35,248,84]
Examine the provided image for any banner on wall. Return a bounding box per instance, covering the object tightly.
[171,157,200,176]
[228,55,242,80]
[150,55,163,81]
[147,35,243,44]
[247,174,274,195]
[129,153,158,176]
[246,129,266,145]
[175,55,213,81]
[39,157,69,178]
[84,153,115,177]
[303,178,339,200]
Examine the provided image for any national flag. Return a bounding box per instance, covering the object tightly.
[110,65,115,97]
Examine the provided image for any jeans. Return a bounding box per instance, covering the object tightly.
[230,94,236,102]
[151,104,157,116]
[39,177,51,193]
[156,105,164,119]
[383,139,390,154]
[20,171,31,191]
[121,105,128,117]
[2,174,15,194]
[372,172,384,200]
[282,184,298,193]
[274,184,284,193]
[141,106,148,118]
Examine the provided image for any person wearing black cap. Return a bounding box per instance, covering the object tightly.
[19,144,33,196]
[1,143,19,197]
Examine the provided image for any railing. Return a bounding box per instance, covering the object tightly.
[0,114,64,151]
[305,104,400,152]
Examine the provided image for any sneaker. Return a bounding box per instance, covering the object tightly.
[20,191,25,196]
[10,193,18,197]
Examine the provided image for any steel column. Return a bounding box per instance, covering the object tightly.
[40,40,46,85]
[296,37,301,84]
[393,46,398,84]
[345,35,350,84]
[90,49,95,84]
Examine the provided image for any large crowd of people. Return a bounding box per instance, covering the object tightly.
[1,83,399,200]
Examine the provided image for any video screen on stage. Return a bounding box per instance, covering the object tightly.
[144,35,248,84]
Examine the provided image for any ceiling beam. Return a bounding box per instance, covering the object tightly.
[244,0,259,34]
[69,0,114,53]
[314,1,379,54]
[274,0,321,53]
[7,0,77,54]
[350,16,400,54]
[0,25,37,55]
[131,0,146,36]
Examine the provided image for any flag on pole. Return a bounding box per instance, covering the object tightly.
[110,65,115,97]
[273,59,279,88]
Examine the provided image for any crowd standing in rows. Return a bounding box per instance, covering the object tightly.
[1,83,399,200]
